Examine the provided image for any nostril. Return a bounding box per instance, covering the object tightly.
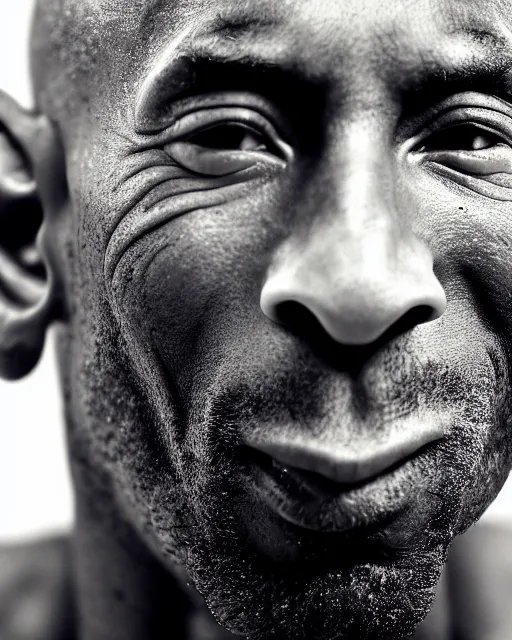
[276,299,435,328]
[374,305,436,347]
[265,299,444,377]
[275,300,307,324]
[394,304,434,331]
[274,300,323,336]
[273,302,437,345]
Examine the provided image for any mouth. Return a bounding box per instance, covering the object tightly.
[241,421,443,533]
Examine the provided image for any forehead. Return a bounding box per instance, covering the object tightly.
[46,0,512,134]
[80,0,512,89]
[91,0,512,47]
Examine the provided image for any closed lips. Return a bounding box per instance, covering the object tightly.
[245,421,444,486]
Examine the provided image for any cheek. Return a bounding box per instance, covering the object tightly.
[410,168,512,349]
[108,193,282,398]
[383,170,512,521]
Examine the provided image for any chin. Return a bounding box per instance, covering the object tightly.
[176,499,446,640]
[201,562,442,639]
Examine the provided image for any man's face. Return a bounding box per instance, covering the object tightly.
[51,0,512,637]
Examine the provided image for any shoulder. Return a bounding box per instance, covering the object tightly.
[0,536,75,640]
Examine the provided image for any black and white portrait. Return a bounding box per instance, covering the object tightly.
[2,2,512,639]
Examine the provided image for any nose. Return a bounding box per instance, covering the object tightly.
[260,165,446,347]
[261,238,446,345]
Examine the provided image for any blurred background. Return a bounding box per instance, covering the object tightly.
[0,1,511,545]
[0,1,73,543]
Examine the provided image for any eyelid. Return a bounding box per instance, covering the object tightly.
[136,90,294,143]
[409,114,512,159]
[402,92,512,151]
[425,146,512,174]
[137,88,285,132]
[408,92,512,130]
[166,141,288,176]
[161,101,293,176]
[431,112,512,143]
[168,106,286,145]
[416,122,506,152]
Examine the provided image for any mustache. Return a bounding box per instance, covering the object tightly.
[204,347,476,445]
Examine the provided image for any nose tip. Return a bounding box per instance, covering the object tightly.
[260,250,447,346]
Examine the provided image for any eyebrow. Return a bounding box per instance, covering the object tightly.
[401,33,512,113]
[136,18,512,132]
[135,37,325,133]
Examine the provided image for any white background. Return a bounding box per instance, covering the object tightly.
[0,1,510,543]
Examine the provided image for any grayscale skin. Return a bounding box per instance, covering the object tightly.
[1,0,512,638]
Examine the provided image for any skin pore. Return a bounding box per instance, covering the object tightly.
[2,0,512,638]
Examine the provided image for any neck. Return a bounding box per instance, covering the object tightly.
[70,470,193,640]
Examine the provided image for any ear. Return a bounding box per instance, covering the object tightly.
[0,90,65,380]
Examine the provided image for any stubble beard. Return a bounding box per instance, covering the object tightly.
[73,317,512,640]
[154,355,512,639]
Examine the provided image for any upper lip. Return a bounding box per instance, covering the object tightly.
[245,419,444,485]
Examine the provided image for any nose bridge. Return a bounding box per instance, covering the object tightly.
[328,119,401,267]
[260,120,447,345]
[297,118,409,293]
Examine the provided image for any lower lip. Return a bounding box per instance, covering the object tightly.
[241,446,433,533]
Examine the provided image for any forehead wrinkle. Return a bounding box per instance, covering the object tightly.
[185,2,295,64]
[435,0,512,49]
[192,2,512,81]
[207,3,283,39]
[148,4,291,69]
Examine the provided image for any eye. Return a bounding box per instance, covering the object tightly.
[163,105,292,177]
[416,121,512,178]
[418,124,505,153]
[188,123,275,154]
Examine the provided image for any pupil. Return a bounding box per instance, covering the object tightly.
[192,124,257,150]
[442,126,496,151]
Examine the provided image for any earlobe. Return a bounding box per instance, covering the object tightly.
[0,91,63,380]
